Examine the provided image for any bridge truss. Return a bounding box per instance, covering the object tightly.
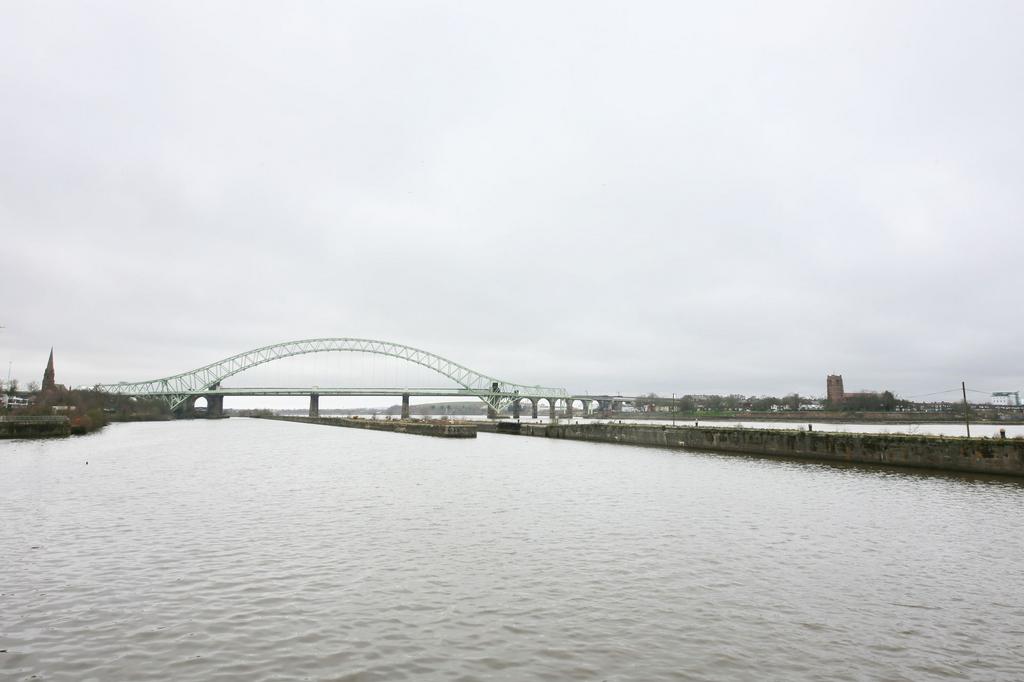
[94,338,568,411]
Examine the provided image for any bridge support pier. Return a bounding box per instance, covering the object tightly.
[401,393,410,420]
[206,394,223,418]
[512,399,521,420]
[487,381,499,419]
[530,398,539,419]
[175,396,197,419]
[565,399,574,419]
[309,393,319,418]
[548,400,557,421]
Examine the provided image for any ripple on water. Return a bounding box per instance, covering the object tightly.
[2,419,1024,681]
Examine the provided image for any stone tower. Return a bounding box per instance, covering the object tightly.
[42,348,56,392]
[826,374,844,405]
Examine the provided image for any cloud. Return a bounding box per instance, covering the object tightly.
[2,1,1022,400]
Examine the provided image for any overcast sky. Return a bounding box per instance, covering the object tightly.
[2,1,1022,401]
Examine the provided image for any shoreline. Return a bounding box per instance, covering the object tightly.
[491,421,1024,478]
[592,412,1024,425]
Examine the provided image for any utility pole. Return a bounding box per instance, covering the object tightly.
[962,381,971,438]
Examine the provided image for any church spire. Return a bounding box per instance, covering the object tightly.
[42,347,55,392]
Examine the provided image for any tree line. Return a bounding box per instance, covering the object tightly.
[634,391,911,413]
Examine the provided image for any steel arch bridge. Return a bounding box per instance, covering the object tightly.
[94,338,568,412]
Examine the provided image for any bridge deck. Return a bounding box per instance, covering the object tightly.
[156,387,521,398]
[139,387,634,401]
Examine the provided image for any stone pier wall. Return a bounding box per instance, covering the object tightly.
[259,415,476,438]
[0,416,71,439]
[513,423,1024,477]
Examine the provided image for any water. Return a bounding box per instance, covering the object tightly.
[3,419,1024,681]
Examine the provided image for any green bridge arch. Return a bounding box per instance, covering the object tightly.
[94,337,568,411]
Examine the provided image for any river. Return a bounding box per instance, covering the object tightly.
[2,419,1023,680]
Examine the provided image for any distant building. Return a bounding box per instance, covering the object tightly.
[2,395,31,408]
[991,391,1021,407]
[826,374,845,404]
[42,348,56,392]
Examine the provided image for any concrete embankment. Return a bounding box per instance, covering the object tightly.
[500,422,1024,477]
[1,416,71,439]
[602,411,1024,426]
[260,415,477,438]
